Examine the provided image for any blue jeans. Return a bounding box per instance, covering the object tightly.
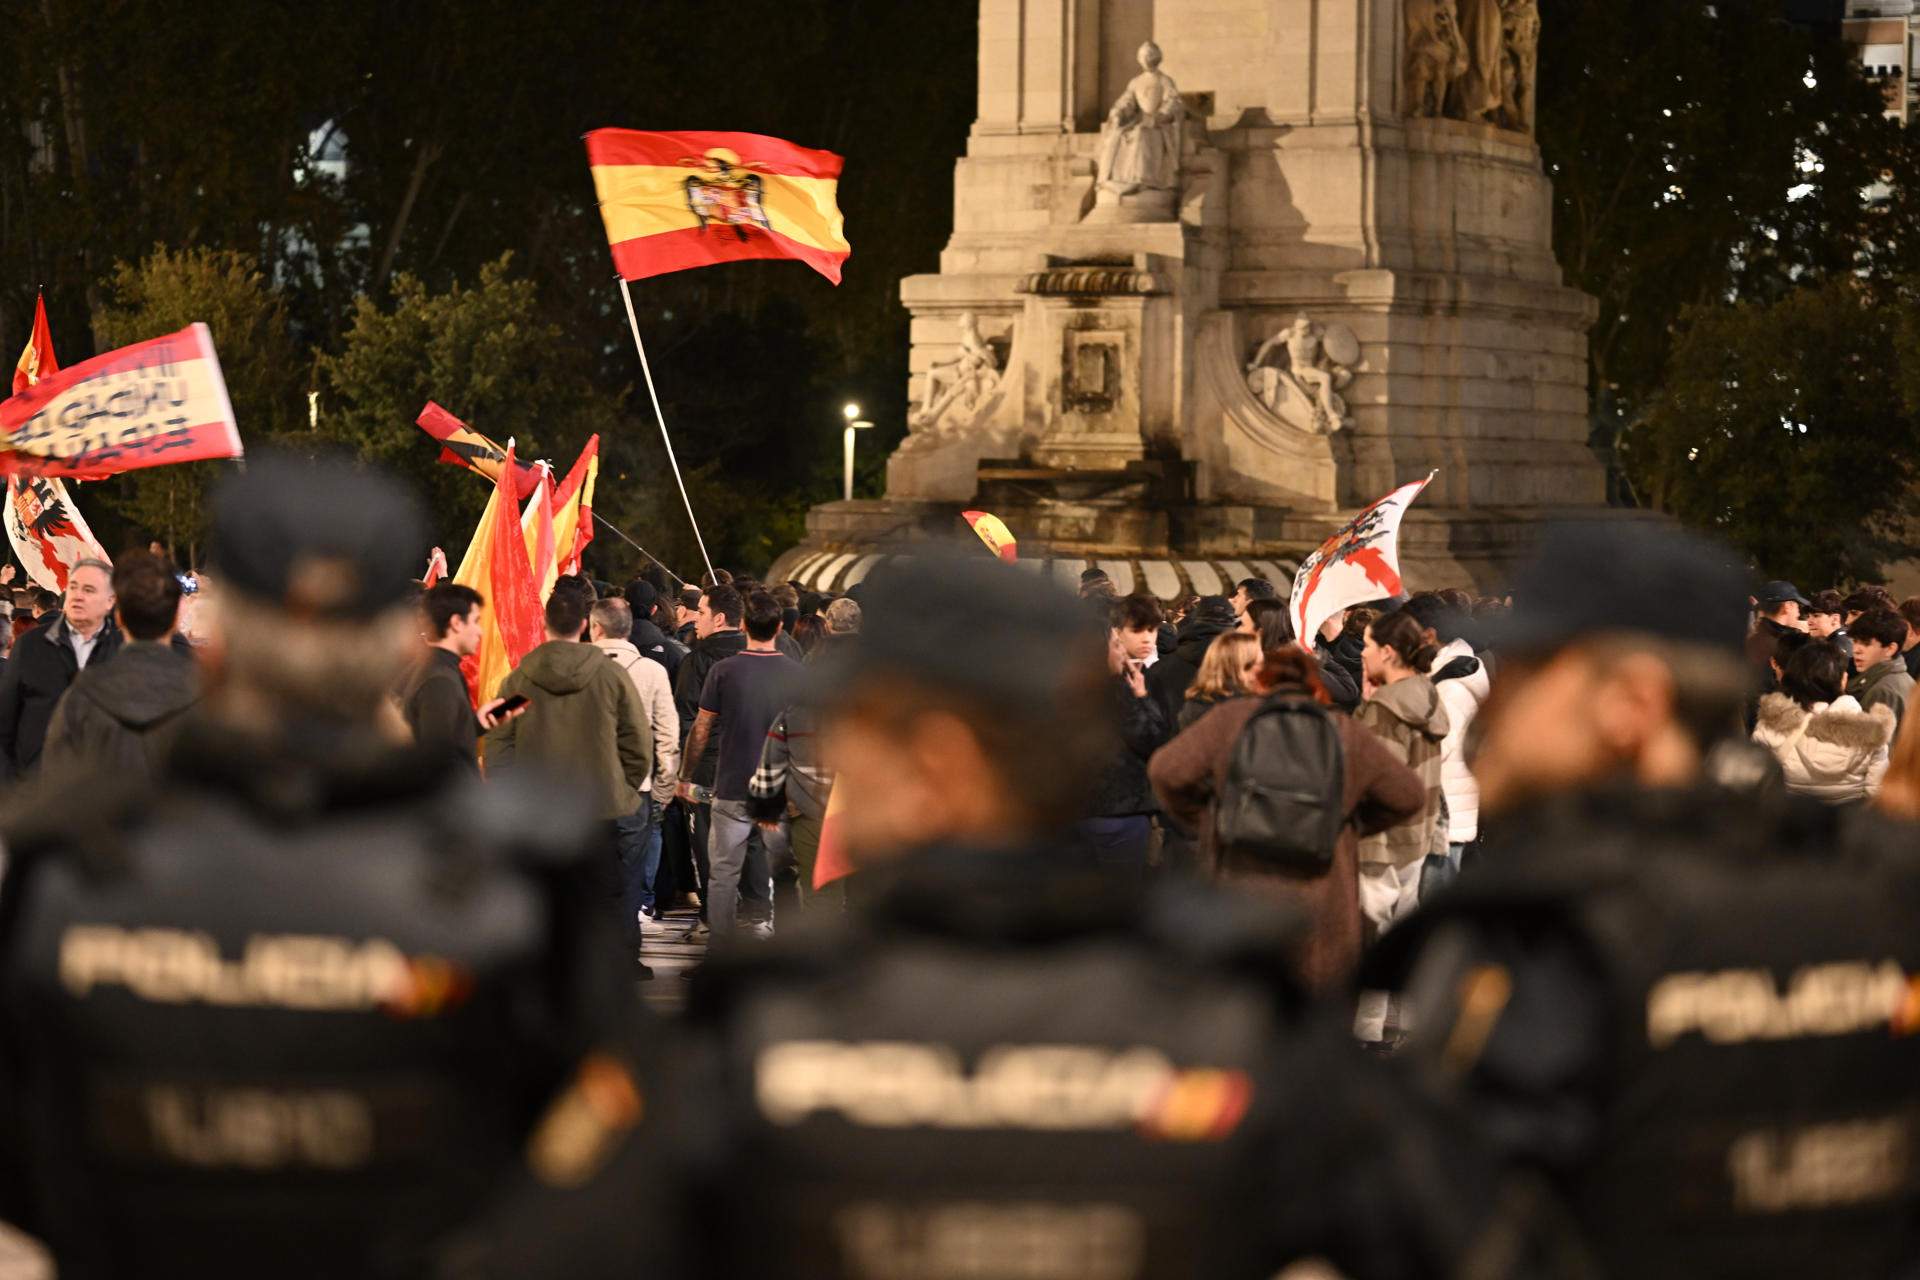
[1419,841,1468,901]
[615,798,662,945]
[1074,816,1153,877]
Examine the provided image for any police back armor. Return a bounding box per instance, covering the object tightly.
[1374,788,1920,1279]
[667,845,1510,1280]
[0,725,646,1280]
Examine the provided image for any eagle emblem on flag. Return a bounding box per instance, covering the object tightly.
[682,148,773,240]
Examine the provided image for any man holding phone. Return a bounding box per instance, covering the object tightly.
[403,583,523,773]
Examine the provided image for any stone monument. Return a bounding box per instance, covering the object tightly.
[773,0,1630,598]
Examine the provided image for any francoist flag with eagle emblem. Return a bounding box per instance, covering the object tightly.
[584,129,850,284]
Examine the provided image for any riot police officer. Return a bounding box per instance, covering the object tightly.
[0,456,656,1279]
[659,555,1523,1279]
[1367,522,1920,1278]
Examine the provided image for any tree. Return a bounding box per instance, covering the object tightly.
[91,247,302,561]
[1626,281,1920,585]
[1537,0,1899,470]
[315,254,625,547]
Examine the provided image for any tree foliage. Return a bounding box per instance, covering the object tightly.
[315,255,623,539]
[1630,282,1920,585]
[90,247,301,560]
[0,0,975,576]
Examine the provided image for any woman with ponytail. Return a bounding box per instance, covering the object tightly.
[1352,607,1451,1047]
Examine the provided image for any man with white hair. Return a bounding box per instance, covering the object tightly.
[0,558,120,778]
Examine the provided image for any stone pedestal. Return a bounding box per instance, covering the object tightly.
[780,0,1614,597]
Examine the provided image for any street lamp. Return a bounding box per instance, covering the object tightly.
[842,402,873,501]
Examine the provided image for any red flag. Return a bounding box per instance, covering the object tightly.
[552,434,599,577]
[11,293,55,395]
[487,443,545,678]
[811,782,853,890]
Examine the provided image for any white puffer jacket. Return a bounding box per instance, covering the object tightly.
[1751,693,1894,804]
[1430,638,1490,843]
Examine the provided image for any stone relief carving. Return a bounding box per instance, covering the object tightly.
[912,312,1001,430]
[1097,41,1183,196]
[1405,0,1537,133]
[1245,316,1359,435]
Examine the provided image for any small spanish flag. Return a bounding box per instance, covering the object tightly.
[584,128,850,285]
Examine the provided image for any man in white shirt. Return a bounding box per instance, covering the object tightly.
[591,599,681,928]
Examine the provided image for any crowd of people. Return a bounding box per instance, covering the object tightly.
[2,455,1920,1277]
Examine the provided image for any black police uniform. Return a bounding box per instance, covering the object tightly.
[1369,785,1920,1279]
[662,844,1516,1280]
[0,719,658,1280]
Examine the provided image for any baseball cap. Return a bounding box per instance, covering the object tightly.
[804,554,1102,713]
[1753,580,1812,610]
[625,579,659,613]
[210,452,428,619]
[1488,520,1752,659]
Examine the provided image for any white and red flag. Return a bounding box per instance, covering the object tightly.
[5,295,109,590]
[1289,473,1435,649]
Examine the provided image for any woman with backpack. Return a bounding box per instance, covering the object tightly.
[1352,608,1451,1046]
[1148,646,1425,992]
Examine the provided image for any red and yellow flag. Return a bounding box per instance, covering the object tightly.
[551,434,599,579]
[11,293,55,395]
[584,129,850,285]
[961,509,1017,563]
[454,443,546,707]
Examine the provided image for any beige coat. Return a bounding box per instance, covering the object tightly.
[1354,675,1450,869]
[596,638,680,798]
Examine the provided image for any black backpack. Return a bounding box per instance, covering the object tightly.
[1214,694,1346,869]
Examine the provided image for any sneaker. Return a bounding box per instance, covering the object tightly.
[681,920,711,942]
[634,955,655,982]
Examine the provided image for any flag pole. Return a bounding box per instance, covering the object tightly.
[618,278,715,581]
[592,511,688,587]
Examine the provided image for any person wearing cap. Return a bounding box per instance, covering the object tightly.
[1148,593,1238,725]
[0,453,656,1278]
[622,577,687,684]
[1362,522,1920,1276]
[659,554,1521,1278]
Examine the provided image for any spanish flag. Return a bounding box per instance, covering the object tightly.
[584,129,849,285]
[454,442,545,708]
[10,292,56,395]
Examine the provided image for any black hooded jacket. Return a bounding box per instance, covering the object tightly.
[1148,614,1234,725]
[40,641,199,784]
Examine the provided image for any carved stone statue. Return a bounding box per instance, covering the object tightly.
[912,312,1001,430]
[1245,316,1358,435]
[1500,0,1540,132]
[1405,0,1467,120]
[1448,0,1508,125]
[1097,42,1183,196]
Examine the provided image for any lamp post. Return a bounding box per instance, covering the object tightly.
[842,402,873,502]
